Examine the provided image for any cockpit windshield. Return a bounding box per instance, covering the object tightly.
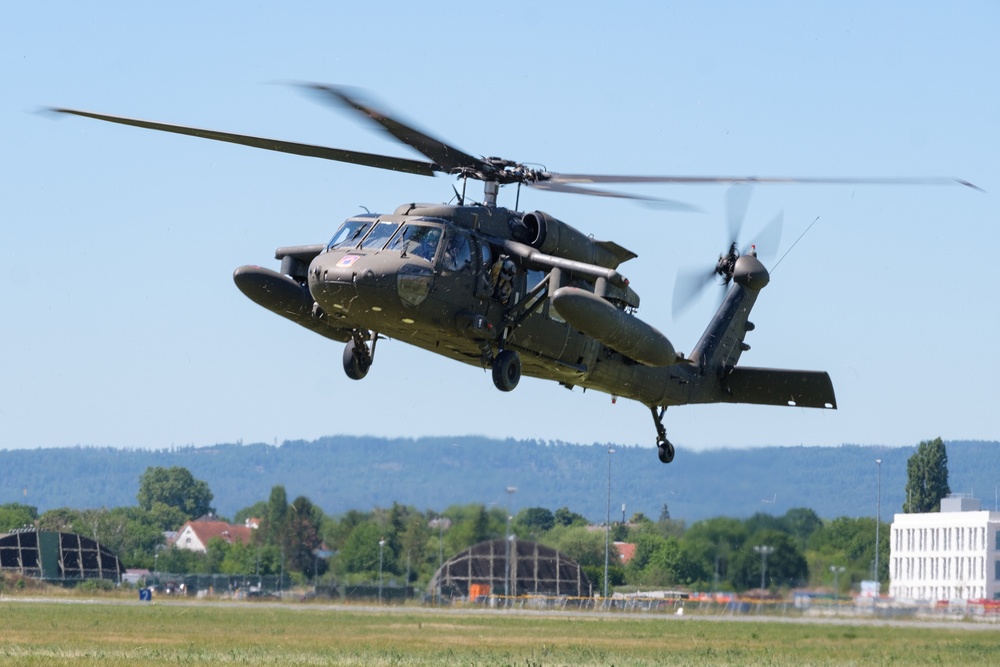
[358,221,401,250]
[386,224,442,263]
[327,219,373,250]
[327,219,443,262]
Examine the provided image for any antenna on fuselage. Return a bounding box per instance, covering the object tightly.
[770,216,820,275]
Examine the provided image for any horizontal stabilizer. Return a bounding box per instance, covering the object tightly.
[722,367,837,409]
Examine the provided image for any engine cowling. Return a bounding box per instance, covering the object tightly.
[512,211,634,269]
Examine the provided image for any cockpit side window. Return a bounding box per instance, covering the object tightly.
[386,224,442,262]
[327,219,373,250]
[359,221,401,250]
[441,230,473,272]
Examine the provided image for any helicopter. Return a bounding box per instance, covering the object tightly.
[50,85,979,464]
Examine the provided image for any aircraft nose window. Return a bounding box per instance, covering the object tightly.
[327,220,373,250]
[387,224,442,262]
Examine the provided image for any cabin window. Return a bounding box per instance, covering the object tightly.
[359,221,401,250]
[387,224,442,263]
[327,219,373,250]
[526,269,547,292]
[524,269,558,320]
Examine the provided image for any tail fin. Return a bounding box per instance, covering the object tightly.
[689,255,765,373]
[688,254,836,410]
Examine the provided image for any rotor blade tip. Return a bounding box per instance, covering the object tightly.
[37,106,69,118]
[641,200,703,213]
[957,179,985,193]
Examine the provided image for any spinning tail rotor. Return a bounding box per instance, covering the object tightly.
[673,185,783,318]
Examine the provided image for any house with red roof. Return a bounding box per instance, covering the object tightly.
[171,518,254,553]
[614,541,637,565]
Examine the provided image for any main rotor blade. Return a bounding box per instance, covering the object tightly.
[544,173,982,190]
[50,108,440,176]
[527,181,699,210]
[302,84,489,174]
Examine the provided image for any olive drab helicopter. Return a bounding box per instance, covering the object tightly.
[50,85,979,464]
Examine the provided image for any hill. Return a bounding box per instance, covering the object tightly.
[1,437,997,522]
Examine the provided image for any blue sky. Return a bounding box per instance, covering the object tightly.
[2,2,997,453]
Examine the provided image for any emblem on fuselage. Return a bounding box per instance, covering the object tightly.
[337,254,361,268]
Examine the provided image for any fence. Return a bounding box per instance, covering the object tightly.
[146,573,291,597]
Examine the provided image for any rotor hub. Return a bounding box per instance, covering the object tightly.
[716,243,740,283]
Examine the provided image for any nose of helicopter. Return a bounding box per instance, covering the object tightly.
[308,251,434,315]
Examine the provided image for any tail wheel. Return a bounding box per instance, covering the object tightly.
[492,349,521,392]
[651,406,674,463]
[343,337,372,380]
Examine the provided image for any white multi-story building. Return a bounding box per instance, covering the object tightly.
[889,495,1000,602]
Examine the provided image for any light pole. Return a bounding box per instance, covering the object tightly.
[405,549,411,597]
[507,533,516,600]
[438,517,445,568]
[604,447,615,599]
[830,565,845,601]
[378,537,386,603]
[505,486,517,600]
[875,458,882,595]
[431,516,448,603]
[754,544,774,593]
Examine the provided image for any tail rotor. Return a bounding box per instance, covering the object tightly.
[673,185,783,318]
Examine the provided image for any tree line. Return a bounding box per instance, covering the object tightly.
[3,436,986,523]
[0,471,886,594]
[0,438,952,595]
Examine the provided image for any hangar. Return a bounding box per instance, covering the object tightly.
[0,528,124,583]
[428,539,592,599]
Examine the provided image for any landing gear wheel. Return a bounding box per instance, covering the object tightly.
[343,336,372,381]
[491,349,521,392]
[650,406,675,464]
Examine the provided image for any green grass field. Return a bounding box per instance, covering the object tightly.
[1,598,997,666]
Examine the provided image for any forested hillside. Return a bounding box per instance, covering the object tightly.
[1,437,997,522]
